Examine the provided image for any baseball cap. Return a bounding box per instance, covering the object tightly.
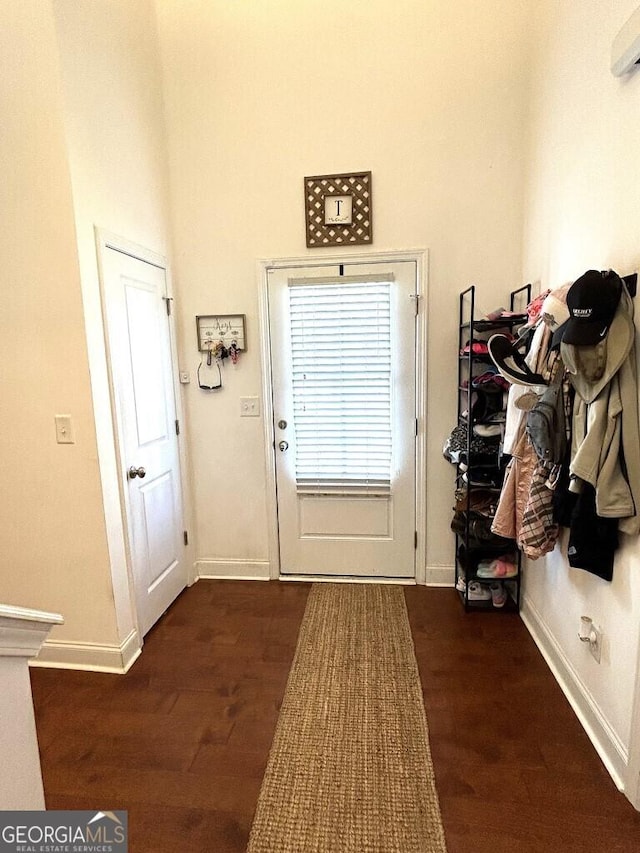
[563,270,623,346]
[561,285,634,403]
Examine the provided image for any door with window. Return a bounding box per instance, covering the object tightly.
[268,260,417,578]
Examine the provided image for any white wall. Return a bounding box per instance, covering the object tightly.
[155,0,534,577]
[1,1,180,668]
[521,0,640,791]
[52,0,182,651]
[5,0,640,805]
[0,1,118,646]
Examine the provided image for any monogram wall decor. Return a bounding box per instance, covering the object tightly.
[304,171,372,248]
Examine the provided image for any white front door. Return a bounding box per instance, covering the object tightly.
[268,260,417,578]
[102,246,188,636]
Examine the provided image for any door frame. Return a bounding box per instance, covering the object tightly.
[94,229,195,645]
[258,249,429,583]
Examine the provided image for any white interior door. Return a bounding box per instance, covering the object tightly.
[269,260,417,578]
[102,246,187,636]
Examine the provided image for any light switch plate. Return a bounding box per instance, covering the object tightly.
[240,396,260,417]
[55,414,75,444]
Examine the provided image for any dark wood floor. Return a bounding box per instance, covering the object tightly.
[404,587,640,853]
[30,580,640,852]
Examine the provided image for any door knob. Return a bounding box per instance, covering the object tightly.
[278,441,289,452]
[128,466,146,479]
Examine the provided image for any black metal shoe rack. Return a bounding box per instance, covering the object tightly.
[455,283,531,611]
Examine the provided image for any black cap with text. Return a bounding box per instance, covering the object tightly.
[563,269,623,346]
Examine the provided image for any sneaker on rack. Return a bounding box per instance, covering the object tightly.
[467,581,491,602]
[490,582,507,608]
[477,557,518,578]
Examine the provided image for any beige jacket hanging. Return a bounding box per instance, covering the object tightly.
[562,287,640,535]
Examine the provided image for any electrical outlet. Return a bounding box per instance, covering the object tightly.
[589,624,602,663]
[240,396,260,417]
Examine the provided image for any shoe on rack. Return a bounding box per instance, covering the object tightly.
[471,368,498,384]
[472,371,511,392]
[454,488,497,515]
[485,308,528,323]
[490,582,507,608]
[473,423,503,438]
[477,557,518,578]
[460,340,489,356]
[467,581,491,602]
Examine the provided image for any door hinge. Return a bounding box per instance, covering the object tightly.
[183,530,189,546]
[409,293,420,315]
[175,419,180,436]
[414,531,418,549]
[163,295,173,316]
[415,418,418,437]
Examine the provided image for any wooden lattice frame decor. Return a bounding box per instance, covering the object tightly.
[304,171,372,248]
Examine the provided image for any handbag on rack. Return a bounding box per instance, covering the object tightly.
[525,370,566,466]
[443,422,500,465]
[451,509,514,548]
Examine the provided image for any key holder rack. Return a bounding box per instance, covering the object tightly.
[196,314,246,354]
[196,314,246,390]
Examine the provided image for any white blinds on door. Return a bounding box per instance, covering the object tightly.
[288,275,393,494]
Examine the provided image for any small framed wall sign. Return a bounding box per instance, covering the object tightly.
[304,171,372,248]
[324,194,353,225]
[196,314,246,352]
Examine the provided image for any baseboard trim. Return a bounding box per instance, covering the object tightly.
[196,560,453,588]
[196,560,271,581]
[520,593,628,791]
[28,629,141,674]
[425,564,455,587]
[280,574,416,585]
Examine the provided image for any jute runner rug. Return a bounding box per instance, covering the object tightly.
[247,583,448,853]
